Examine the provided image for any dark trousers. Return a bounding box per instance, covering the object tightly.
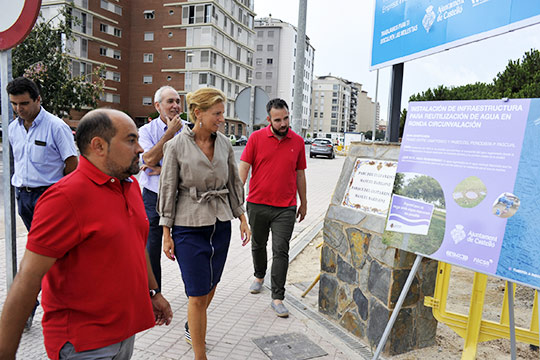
[16,187,48,231]
[143,188,163,289]
[247,202,296,300]
[16,187,48,316]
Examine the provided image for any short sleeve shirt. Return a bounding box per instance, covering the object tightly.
[240,125,306,207]
[138,117,186,193]
[9,107,77,187]
[26,156,154,360]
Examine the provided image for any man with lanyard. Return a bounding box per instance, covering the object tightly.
[6,77,78,329]
[139,86,187,290]
[239,98,307,318]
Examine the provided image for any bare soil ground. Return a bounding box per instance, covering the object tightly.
[287,231,540,359]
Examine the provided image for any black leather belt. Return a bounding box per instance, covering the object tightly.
[17,186,50,193]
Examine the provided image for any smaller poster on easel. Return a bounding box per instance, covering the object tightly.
[386,194,434,236]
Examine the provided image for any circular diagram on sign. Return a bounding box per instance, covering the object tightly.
[453,176,487,208]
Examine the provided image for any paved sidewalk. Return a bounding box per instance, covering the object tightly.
[0,156,372,359]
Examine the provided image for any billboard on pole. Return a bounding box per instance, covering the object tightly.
[371,0,540,70]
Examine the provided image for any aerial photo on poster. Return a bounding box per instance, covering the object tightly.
[384,98,540,289]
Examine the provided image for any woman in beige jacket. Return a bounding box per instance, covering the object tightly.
[158,88,250,360]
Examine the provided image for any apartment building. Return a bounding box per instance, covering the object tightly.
[310,75,379,141]
[40,0,255,135]
[252,17,314,131]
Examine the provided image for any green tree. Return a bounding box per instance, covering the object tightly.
[493,49,540,98]
[12,7,104,118]
[401,175,445,207]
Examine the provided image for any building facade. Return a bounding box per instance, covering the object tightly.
[252,17,314,131]
[310,75,379,142]
[40,0,255,135]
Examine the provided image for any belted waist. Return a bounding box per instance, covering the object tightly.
[17,185,51,193]
[180,187,229,203]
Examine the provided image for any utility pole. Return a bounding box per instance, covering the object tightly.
[292,0,307,136]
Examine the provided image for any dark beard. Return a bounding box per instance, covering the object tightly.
[273,126,289,137]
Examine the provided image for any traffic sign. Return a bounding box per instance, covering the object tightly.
[0,0,41,51]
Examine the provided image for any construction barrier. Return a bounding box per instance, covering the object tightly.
[424,261,539,359]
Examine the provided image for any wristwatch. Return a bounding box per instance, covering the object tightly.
[149,288,161,298]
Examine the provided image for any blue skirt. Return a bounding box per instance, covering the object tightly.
[172,220,231,297]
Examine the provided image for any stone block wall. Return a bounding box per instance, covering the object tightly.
[319,142,438,355]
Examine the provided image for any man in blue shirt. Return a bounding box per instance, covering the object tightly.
[139,86,186,290]
[7,77,78,328]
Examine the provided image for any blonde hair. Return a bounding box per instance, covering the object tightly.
[186,88,226,123]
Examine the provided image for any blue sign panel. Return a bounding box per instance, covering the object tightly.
[371,0,540,69]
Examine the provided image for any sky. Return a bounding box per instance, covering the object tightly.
[253,1,540,123]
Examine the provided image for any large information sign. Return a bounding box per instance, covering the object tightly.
[371,0,540,69]
[384,98,540,289]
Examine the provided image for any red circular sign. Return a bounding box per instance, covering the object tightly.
[0,0,42,51]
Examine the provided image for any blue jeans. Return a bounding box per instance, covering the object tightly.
[16,187,48,231]
[143,188,163,289]
[16,186,48,315]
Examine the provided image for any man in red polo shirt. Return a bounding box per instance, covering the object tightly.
[239,98,307,318]
[0,109,173,359]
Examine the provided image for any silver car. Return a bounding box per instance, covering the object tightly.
[309,138,335,159]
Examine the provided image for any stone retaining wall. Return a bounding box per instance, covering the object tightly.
[319,142,438,355]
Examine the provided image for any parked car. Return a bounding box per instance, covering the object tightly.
[304,138,312,144]
[310,138,335,159]
[236,135,248,146]
[229,134,236,146]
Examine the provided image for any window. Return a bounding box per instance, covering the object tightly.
[265,86,272,93]
[267,44,273,51]
[142,97,152,105]
[143,75,153,84]
[267,30,274,38]
[314,111,318,117]
[265,72,272,79]
[167,76,172,81]
[144,10,155,19]
[331,113,337,119]
[256,44,263,51]
[332,92,338,97]
[255,72,262,79]
[113,50,121,60]
[266,58,273,64]
[256,58,262,65]
[114,28,121,37]
[168,32,173,38]
[257,30,263,37]
[333,84,339,90]
[201,50,209,63]
[332,98,338,104]
[113,72,120,81]
[112,94,120,103]
[99,47,107,56]
[100,23,108,32]
[332,106,338,111]
[169,10,174,15]
[199,73,207,84]
[168,54,173,60]
[144,32,154,41]
[143,53,153,63]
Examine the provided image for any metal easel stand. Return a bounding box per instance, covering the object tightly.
[372,254,423,360]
